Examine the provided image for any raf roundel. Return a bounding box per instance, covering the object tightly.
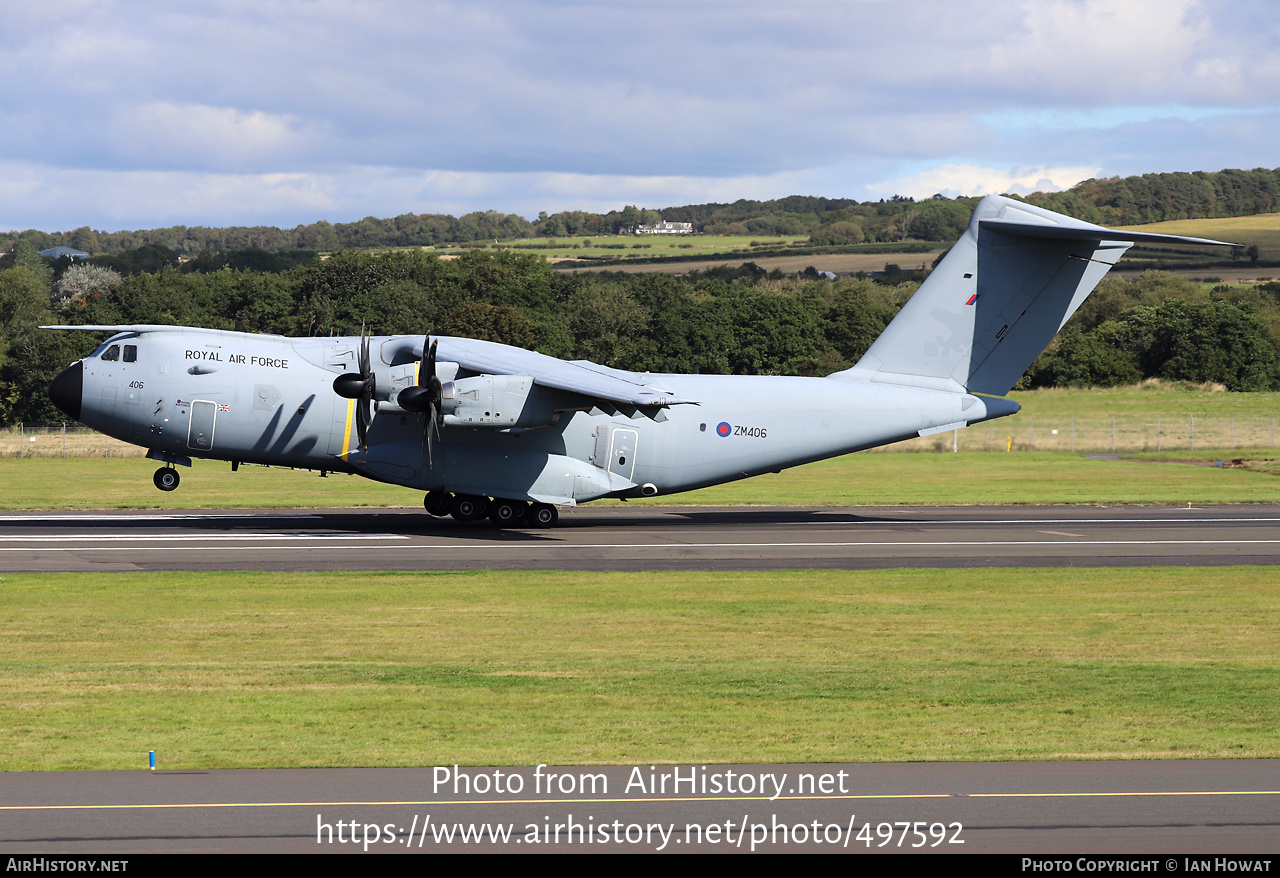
[716,422,732,437]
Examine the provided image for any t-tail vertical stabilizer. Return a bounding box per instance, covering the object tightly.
[830,194,1236,398]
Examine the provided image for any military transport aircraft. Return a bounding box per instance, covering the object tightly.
[45,195,1233,527]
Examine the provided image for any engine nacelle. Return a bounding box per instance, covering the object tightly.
[440,374,558,428]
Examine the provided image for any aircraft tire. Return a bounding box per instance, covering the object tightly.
[153,467,180,492]
[527,503,558,528]
[488,499,527,527]
[449,494,488,522]
[424,491,452,517]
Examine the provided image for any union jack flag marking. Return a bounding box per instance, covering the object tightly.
[217,404,230,412]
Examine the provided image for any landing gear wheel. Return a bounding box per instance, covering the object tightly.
[527,503,558,528]
[153,467,180,492]
[449,494,489,522]
[488,499,528,527]
[424,491,452,517]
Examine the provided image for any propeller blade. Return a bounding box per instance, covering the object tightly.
[356,398,368,450]
[332,326,377,451]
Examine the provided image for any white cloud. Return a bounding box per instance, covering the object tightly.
[97,103,320,171]
[1,1,1278,229]
[868,164,1101,201]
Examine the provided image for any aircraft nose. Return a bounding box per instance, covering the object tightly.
[48,360,83,421]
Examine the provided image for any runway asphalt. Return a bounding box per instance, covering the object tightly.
[3,504,1280,572]
[4,504,1277,856]
[2,760,1277,854]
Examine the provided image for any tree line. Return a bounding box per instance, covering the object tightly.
[4,244,1279,426]
[3,166,1278,257]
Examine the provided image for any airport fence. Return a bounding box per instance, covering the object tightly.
[0,423,146,458]
[2,416,1279,458]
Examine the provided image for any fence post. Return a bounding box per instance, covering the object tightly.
[1156,415,1161,453]
[1029,417,1034,451]
[62,422,66,458]
[1111,415,1116,454]
[1231,416,1234,449]
[19,422,23,459]
[1071,416,1075,454]
[1190,415,1194,452]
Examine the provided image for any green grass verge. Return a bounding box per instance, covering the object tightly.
[618,451,1280,506]
[4,448,1278,510]
[2,568,1276,770]
[5,386,1280,509]
[1010,383,1280,419]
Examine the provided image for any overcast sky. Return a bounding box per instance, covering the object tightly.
[3,0,1277,232]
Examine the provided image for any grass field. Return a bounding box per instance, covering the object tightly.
[1120,213,1280,257]
[554,250,940,276]
[423,234,939,276]
[5,389,1278,773]
[3,568,1276,770]
[895,383,1280,454]
[1,449,1278,510]
[431,234,805,265]
[4,386,1280,508]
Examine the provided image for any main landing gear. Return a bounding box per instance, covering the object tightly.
[153,466,180,492]
[423,491,559,528]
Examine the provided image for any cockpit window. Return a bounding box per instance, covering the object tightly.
[100,344,120,361]
[123,344,137,363]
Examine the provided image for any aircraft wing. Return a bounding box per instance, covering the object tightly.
[429,336,698,408]
[43,325,699,408]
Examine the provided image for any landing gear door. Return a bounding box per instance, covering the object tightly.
[188,400,217,450]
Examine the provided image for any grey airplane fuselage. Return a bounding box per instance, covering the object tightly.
[68,327,1001,504]
[55,195,1232,510]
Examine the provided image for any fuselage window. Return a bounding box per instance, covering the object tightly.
[100,344,120,361]
[123,344,138,363]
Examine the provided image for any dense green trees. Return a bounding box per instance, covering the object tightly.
[5,246,1280,426]
[1024,273,1280,392]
